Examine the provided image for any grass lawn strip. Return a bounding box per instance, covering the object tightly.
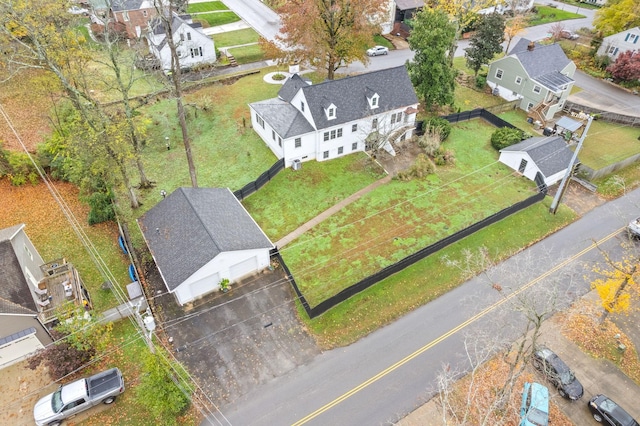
[302,198,576,349]
[194,11,240,27]
[212,28,260,48]
[283,119,538,306]
[578,120,640,170]
[187,1,229,13]
[244,153,386,241]
[528,5,585,26]
[227,44,265,64]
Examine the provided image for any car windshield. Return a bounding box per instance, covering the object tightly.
[52,388,63,413]
[527,407,549,426]
[559,369,575,385]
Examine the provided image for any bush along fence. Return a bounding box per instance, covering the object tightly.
[276,190,546,319]
[233,158,285,201]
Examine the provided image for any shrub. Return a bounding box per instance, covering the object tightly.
[27,328,96,381]
[0,145,40,186]
[397,154,435,181]
[423,117,452,141]
[490,127,525,150]
[417,130,442,156]
[87,190,115,225]
[475,75,486,89]
[434,148,456,166]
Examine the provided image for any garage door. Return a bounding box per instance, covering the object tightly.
[229,256,258,280]
[0,328,43,369]
[189,273,219,300]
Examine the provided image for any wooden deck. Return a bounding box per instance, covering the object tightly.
[36,260,85,324]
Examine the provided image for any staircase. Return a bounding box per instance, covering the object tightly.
[527,100,551,125]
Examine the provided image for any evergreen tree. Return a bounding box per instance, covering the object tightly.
[465,13,505,76]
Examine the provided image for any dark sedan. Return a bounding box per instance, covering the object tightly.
[532,347,584,400]
[588,394,639,425]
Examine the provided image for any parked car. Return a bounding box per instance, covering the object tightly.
[532,347,584,400]
[560,30,579,40]
[628,216,640,237]
[367,46,389,56]
[34,368,125,426]
[588,394,639,425]
[520,382,549,426]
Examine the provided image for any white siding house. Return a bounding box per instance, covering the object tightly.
[138,188,274,306]
[499,136,575,187]
[249,66,420,167]
[597,27,640,60]
[146,12,216,71]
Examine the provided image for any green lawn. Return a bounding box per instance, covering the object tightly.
[303,198,576,348]
[373,35,394,49]
[194,11,240,27]
[498,110,532,130]
[187,1,229,13]
[454,84,505,111]
[579,120,640,169]
[212,28,260,48]
[244,154,386,241]
[528,5,585,26]
[228,44,266,64]
[282,119,539,307]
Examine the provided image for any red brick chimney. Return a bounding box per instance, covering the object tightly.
[528,41,535,51]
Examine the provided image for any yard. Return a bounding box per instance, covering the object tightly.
[527,5,585,26]
[281,119,540,307]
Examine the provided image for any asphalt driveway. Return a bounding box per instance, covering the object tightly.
[569,70,640,117]
[150,265,320,408]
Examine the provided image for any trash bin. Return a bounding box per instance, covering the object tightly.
[543,127,553,136]
[534,120,542,130]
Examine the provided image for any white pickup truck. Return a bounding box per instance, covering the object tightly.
[34,368,124,426]
[628,217,640,237]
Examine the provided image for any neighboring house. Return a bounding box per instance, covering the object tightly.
[394,0,423,23]
[597,27,640,60]
[146,12,216,71]
[138,188,274,306]
[109,0,157,39]
[580,0,606,6]
[487,39,576,123]
[249,66,419,167]
[499,136,575,187]
[478,0,534,14]
[0,225,53,369]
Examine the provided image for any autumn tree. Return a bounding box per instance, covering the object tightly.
[465,13,505,76]
[504,15,525,53]
[592,243,640,324]
[607,50,640,82]
[594,0,640,36]
[276,0,387,80]
[407,8,457,111]
[152,0,198,187]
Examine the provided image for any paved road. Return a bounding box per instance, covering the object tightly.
[569,70,640,117]
[211,188,640,426]
[220,0,281,42]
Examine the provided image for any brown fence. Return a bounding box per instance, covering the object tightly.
[564,101,640,128]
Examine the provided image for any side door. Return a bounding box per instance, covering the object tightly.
[61,398,88,417]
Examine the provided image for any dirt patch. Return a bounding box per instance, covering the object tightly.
[0,361,57,426]
[547,180,607,216]
[374,138,424,176]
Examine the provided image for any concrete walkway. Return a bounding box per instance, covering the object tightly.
[276,175,392,248]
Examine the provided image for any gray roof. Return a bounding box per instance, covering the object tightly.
[255,66,418,137]
[0,233,38,316]
[509,39,574,92]
[111,0,148,12]
[501,136,575,177]
[251,98,315,138]
[555,116,583,132]
[138,188,273,291]
[149,13,195,50]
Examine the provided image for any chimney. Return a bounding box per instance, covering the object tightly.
[527,41,535,51]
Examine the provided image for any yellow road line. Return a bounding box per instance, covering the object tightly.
[292,227,623,425]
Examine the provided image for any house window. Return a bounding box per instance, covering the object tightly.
[352,142,358,151]
[338,146,344,155]
[518,158,527,173]
[352,124,357,132]
[372,118,378,129]
[515,76,522,85]
[372,97,378,107]
[272,130,275,140]
[301,101,305,112]
[495,69,503,79]
[180,33,184,41]
[278,136,282,147]
[533,85,541,94]
[324,132,330,141]
[526,102,534,110]
[390,112,402,124]
[190,48,202,57]
[337,128,342,137]
[328,107,336,119]
[187,32,192,41]
[295,138,301,148]
[142,10,148,17]
[123,11,130,21]
[330,129,336,139]
[256,114,264,129]
[199,47,203,56]
[325,129,342,141]
[323,151,329,159]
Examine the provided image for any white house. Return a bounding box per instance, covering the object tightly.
[146,12,216,71]
[0,224,53,370]
[138,188,274,306]
[499,136,575,187]
[249,66,420,167]
[597,27,640,60]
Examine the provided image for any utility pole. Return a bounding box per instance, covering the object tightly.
[549,115,593,214]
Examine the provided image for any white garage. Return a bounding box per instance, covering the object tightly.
[138,188,274,306]
[0,328,44,369]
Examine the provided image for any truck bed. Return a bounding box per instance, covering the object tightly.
[88,368,123,396]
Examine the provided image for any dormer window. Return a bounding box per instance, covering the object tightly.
[324,103,337,120]
[367,93,379,109]
[301,101,305,112]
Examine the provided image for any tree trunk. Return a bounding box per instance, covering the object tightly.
[600,271,633,324]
